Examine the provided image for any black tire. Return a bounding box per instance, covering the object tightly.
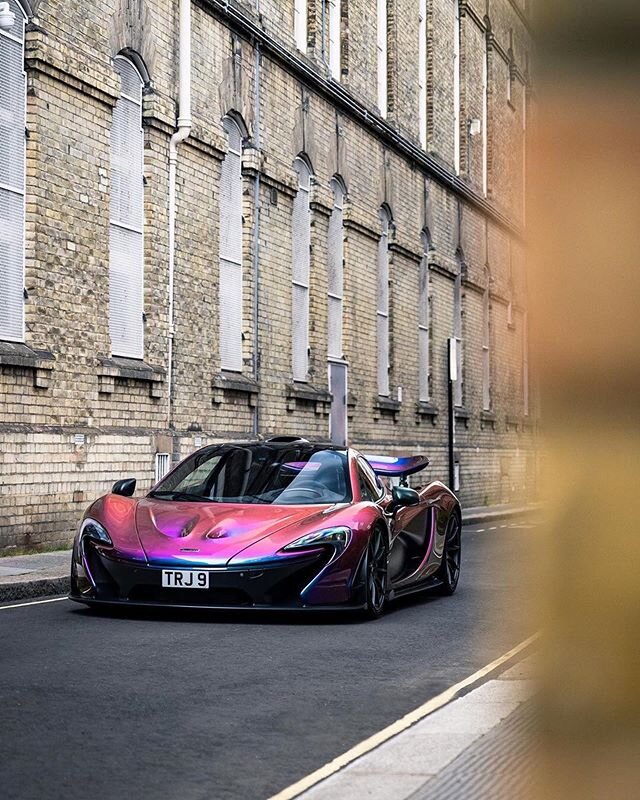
[436,510,461,595]
[362,526,388,620]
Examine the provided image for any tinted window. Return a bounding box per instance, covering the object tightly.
[357,458,383,501]
[150,444,352,505]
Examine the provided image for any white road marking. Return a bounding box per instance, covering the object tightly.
[475,528,485,532]
[488,526,497,530]
[0,596,68,611]
[266,633,541,800]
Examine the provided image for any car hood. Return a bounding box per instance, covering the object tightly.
[134,498,335,566]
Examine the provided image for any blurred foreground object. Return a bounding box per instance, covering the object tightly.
[531,1,640,798]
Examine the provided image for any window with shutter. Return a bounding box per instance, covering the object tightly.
[327,178,344,360]
[0,1,27,342]
[292,158,311,381]
[328,0,341,80]
[294,0,307,53]
[418,0,428,149]
[109,56,145,359]
[482,270,491,410]
[155,452,170,483]
[418,231,431,402]
[377,0,388,116]
[377,207,391,397]
[453,0,461,174]
[482,32,488,195]
[219,116,244,372]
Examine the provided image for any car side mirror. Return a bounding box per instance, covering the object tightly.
[112,478,136,497]
[389,485,420,514]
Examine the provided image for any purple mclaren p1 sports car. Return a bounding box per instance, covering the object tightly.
[69,436,461,618]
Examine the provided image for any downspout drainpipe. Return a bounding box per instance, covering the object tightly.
[167,0,192,435]
[252,42,262,438]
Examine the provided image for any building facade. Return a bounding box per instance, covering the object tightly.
[0,0,535,551]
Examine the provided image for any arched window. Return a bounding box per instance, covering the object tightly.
[482,24,488,195]
[219,116,244,372]
[453,0,461,174]
[0,0,27,342]
[328,0,341,80]
[418,230,432,402]
[418,0,428,148]
[453,250,464,406]
[294,0,307,52]
[327,177,345,360]
[292,157,312,381]
[377,0,388,116]
[377,206,392,397]
[109,55,145,359]
[482,267,491,410]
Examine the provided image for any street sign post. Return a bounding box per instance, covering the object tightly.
[447,337,457,491]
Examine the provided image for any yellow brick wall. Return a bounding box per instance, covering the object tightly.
[0,0,536,551]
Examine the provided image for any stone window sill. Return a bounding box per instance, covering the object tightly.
[522,418,535,434]
[212,371,260,406]
[286,382,332,416]
[416,401,439,424]
[454,406,471,428]
[480,410,496,430]
[0,341,54,388]
[374,395,401,419]
[505,414,522,433]
[98,356,165,398]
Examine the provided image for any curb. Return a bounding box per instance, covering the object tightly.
[266,634,538,800]
[0,576,70,605]
[462,505,538,525]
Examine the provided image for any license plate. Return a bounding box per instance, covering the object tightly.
[161,569,209,589]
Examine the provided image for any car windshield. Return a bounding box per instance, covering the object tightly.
[149,443,352,505]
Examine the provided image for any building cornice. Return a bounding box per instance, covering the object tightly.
[505,0,532,35]
[198,0,524,239]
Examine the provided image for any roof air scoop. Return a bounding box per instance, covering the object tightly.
[265,435,309,443]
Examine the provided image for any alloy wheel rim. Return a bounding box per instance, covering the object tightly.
[367,529,387,611]
[445,516,461,586]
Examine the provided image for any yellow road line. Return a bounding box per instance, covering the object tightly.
[266,632,540,800]
[0,596,68,611]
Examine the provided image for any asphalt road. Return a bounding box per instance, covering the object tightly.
[0,520,537,800]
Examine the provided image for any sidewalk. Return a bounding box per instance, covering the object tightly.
[0,502,537,604]
[295,654,537,800]
[0,550,70,603]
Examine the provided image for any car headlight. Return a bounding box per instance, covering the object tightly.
[282,526,351,555]
[78,518,113,546]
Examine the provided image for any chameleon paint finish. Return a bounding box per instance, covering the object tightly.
[364,454,431,477]
[69,443,460,612]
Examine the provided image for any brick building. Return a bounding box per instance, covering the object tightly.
[0,0,535,551]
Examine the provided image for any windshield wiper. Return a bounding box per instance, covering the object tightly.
[148,490,214,502]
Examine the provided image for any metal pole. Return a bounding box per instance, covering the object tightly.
[252,42,262,438]
[447,339,455,490]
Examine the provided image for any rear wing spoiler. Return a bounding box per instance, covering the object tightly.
[364,454,430,478]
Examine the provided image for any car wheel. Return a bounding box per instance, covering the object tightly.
[362,526,388,620]
[436,511,461,595]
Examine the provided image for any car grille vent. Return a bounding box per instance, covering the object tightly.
[127,586,252,607]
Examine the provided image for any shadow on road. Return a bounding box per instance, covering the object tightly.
[66,586,444,626]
